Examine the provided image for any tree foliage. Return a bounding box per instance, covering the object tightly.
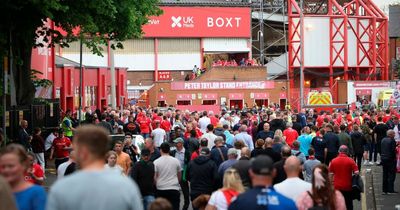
[0,0,161,105]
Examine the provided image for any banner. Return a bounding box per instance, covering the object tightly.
[157,71,171,81]
[171,81,274,90]
[143,7,251,38]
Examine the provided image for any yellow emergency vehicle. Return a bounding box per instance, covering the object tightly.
[377,89,394,108]
[307,91,333,105]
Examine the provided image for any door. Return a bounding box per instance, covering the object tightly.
[255,99,268,107]
[101,99,107,110]
[66,97,73,112]
[230,100,243,110]
[280,99,286,110]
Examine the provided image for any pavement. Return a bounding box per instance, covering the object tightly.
[366,163,400,210]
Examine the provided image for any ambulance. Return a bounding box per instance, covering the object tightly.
[307,91,333,105]
[306,91,335,111]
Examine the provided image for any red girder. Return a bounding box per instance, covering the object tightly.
[287,0,389,107]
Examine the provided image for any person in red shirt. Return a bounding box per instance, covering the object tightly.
[161,115,172,142]
[209,112,219,127]
[383,109,391,123]
[25,152,44,185]
[136,111,152,138]
[50,129,72,170]
[329,145,359,210]
[315,111,325,127]
[283,122,299,147]
[152,112,163,130]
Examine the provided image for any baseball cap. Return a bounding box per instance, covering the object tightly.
[141,148,150,156]
[173,137,184,144]
[200,147,210,155]
[251,155,274,176]
[227,148,238,156]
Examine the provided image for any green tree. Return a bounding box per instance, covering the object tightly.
[0,0,161,106]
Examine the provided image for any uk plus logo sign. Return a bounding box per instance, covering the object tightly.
[171,16,194,28]
[171,16,182,28]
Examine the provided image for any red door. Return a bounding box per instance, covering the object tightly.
[280,99,286,110]
[66,97,73,112]
[230,100,243,110]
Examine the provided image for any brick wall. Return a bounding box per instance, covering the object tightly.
[127,71,191,86]
[148,80,290,107]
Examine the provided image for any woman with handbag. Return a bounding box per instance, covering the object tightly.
[296,164,346,210]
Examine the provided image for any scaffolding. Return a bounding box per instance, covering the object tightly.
[287,0,389,108]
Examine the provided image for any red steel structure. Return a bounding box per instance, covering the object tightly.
[288,0,389,107]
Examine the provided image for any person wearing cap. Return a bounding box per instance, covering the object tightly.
[131,148,156,210]
[228,155,297,210]
[210,136,229,167]
[154,142,181,210]
[187,147,218,209]
[170,138,191,210]
[329,145,359,210]
[218,148,238,178]
[191,138,208,160]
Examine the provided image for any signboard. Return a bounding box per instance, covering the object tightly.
[157,71,171,81]
[158,94,167,101]
[171,81,274,90]
[143,7,251,38]
[356,89,372,95]
[229,93,244,100]
[177,94,192,100]
[253,93,269,99]
[353,82,391,88]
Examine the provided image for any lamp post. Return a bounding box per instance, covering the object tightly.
[78,38,83,124]
[299,0,305,109]
[109,41,117,109]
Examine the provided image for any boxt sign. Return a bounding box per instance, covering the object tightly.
[142,7,251,37]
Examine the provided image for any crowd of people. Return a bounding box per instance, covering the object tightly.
[1,105,400,210]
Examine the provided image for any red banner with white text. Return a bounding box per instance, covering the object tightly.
[143,7,251,38]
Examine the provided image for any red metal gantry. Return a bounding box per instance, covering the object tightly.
[288,0,389,107]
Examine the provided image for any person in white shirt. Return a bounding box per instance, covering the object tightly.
[154,142,182,210]
[233,125,254,151]
[199,111,211,134]
[152,122,166,147]
[104,151,124,175]
[201,124,218,150]
[57,151,75,179]
[274,156,311,202]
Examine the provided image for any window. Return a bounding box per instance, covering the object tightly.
[158,101,166,107]
[177,100,191,105]
[202,100,217,105]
